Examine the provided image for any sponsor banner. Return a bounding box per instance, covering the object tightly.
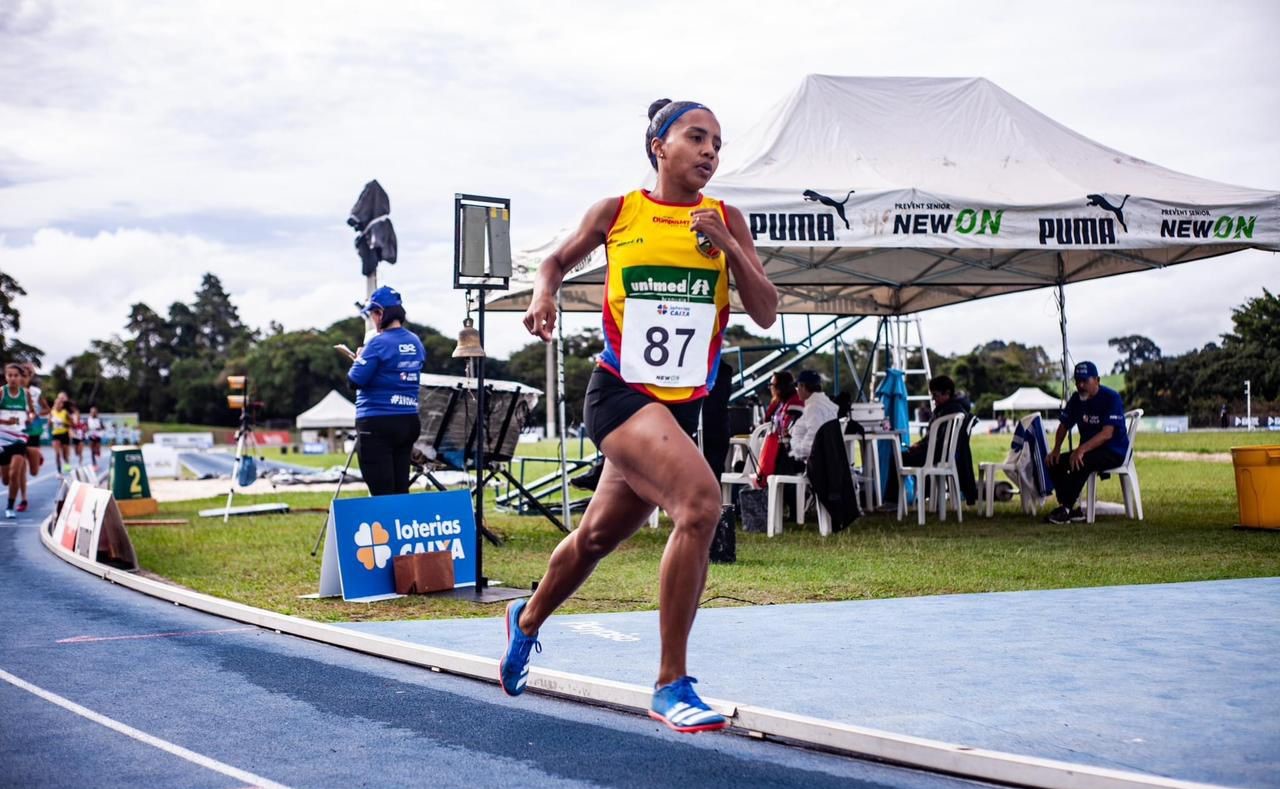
[51,481,111,559]
[141,443,180,479]
[714,187,1278,250]
[1139,415,1189,434]
[253,430,292,447]
[221,430,292,446]
[153,432,215,449]
[1234,415,1280,430]
[318,489,477,602]
[302,441,327,454]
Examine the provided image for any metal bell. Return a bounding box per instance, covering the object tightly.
[452,317,486,358]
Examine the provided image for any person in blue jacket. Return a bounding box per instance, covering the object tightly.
[347,286,426,496]
[1045,360,1130,523]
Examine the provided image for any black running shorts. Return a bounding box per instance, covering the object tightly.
[583,367,701,448]
[0,443,23,467]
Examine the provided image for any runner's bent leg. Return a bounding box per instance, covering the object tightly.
[596,404,721,687]
[519,460,656,634]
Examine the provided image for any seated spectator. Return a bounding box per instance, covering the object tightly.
[1045,361,1129,524]
[788,370,839,464]
[754,371,804,487]
[888,375,978,505]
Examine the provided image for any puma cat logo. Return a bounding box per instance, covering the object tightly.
[1085,194,1130,233]
[802,189,855,230]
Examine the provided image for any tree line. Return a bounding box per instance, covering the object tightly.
[3,271,1273,429]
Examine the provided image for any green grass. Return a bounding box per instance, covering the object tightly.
[971,430,1277,457]
[1128,431,1278,454]
[127,437,1280,623]
[282,452,358,469]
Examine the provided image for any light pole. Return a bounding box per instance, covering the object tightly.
[1245,379,1252,432]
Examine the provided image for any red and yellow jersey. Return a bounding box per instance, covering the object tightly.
[597,190,731,403]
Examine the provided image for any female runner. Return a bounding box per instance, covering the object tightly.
[50,392,72,474]
[499,99,777,733]
[1,363,34,518]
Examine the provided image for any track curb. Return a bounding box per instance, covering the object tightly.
[40,517,1223,789]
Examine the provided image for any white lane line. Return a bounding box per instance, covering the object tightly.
[0,668,293,789]
[57,627,255,644]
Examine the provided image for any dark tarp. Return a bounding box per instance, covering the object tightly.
[348,179,398,275]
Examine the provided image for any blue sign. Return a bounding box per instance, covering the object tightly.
[330,489,476,601]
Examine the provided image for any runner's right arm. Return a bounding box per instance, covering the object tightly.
[524,197,618,341]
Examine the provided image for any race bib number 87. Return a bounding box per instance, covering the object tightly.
[617,265,719,388]
[619,299,715,387]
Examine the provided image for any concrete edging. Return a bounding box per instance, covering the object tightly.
[39,519,1223,789]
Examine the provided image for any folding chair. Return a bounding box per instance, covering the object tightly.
[1084,409,1144,524]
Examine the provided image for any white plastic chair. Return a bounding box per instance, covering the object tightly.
[1084,409,1144,524]
[720,423,769,504]
[894,412,965,525]
[765,472,833,537]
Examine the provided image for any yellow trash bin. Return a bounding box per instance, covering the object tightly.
[1232,445,1280,529]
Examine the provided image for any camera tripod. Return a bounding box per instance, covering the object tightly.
[222,403,271,523]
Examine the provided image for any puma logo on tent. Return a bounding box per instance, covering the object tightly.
[802,189,855,230]
[1085,194,1129,233]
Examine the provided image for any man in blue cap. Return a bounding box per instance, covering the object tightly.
[347,286,426,496]
[1045,361,1129,524]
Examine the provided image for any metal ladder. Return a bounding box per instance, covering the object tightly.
[870,316,934,423]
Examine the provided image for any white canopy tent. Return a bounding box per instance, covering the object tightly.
[992,387,1064,413]
[296,390,356,429]
[487,75,1278,496]
[491,75,1278,319]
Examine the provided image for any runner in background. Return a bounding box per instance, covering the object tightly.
[22,364,46,479]
[1,363,33,518]
[49,392,72,475]
[69,400,86,467]
[86,405,105,465]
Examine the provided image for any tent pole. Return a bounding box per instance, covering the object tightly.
[1057,254,1072,451]
[556,294,573,529]
[545,336,556,438]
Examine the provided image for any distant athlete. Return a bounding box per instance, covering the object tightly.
[500,99,777,733]
[86,405,105,464]
[1,363,35,518]
[49,392,72,475]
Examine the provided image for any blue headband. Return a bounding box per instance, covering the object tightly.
[655,103,707,140]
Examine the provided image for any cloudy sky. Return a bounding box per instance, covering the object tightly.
[2,0,1277,376]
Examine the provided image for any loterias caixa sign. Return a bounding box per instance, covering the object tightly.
[738,189,1270,249]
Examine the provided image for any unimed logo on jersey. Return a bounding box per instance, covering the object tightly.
[623,266,717,303]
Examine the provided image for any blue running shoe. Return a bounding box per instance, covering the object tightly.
[499,599,541,696]
[649,676,729,733]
